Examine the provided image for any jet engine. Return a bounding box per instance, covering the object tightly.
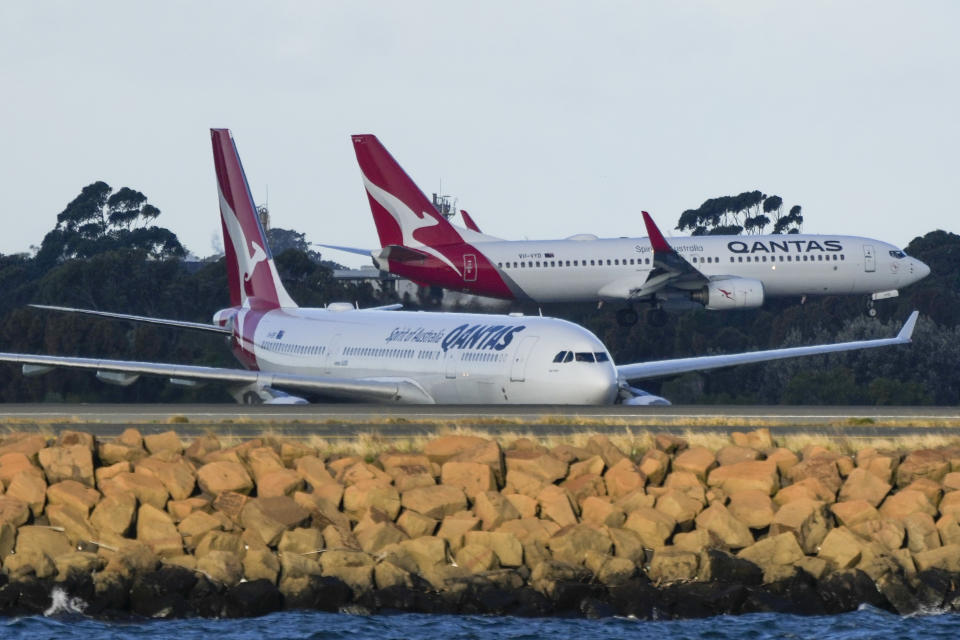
[691,278,764,310]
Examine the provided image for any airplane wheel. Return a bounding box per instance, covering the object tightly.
[616,308,639,327]
[867,307,878,318]
[646,308,667,327]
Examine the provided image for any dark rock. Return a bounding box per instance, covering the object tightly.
[364,585,421,612]
[579,596,617,618]
[818,569,890,614]
[877,572,920,615]
[86,573,130,618]
[701,549,763,586]
[58,569,95,605]
[188,575,227,618]
[130,566,198,618]
[550,581,605,614]
[224,579,283,618]
[743,569,826,616]
[14,579,53,615]
[914,569,955,609]
[661,582,747,618]
[283,575,353,612]
[608,577,659,619]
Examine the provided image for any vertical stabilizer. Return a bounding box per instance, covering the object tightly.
[351,134,464,252]
[211,129,297,309]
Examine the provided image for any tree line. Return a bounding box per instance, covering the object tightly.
[0,182,956,405]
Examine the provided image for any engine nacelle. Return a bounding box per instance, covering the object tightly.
[692,278,765,310]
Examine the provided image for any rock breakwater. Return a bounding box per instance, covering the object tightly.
[0,427,958,618]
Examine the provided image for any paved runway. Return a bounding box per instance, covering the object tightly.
[0,404,957,439]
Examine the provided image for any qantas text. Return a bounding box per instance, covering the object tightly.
[727,239,843,254]
[441,324,526,352]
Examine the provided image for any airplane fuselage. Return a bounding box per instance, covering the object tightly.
[224,306,619,404]
[380,232,928,304]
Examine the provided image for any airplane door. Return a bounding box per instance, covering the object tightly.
[463,254,477,282]
[863,245,876,272]
[324,334,341,373]
[510,336,539,382]
[445,350,458,379]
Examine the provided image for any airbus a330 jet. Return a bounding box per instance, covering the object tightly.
[0,130,918,405]
[332,135,929,326]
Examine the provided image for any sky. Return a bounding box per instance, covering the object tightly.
[1,1,957,266]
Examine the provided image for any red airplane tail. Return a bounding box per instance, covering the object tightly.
[351,134,464,251]
[211,129,297,309]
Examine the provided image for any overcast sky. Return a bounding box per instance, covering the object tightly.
[2,1,957,266]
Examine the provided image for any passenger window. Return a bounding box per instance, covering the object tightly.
[575,352,595,362]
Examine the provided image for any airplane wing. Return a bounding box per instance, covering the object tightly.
[313,243,376,258]
[635,210,708,294]
[29,305,231,334]
[617,311,918,382]
[0,351,435,404]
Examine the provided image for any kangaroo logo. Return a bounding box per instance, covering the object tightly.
[719,288,734,300]
[362,174,462,277]
[244,241,267,282]
[219,189,268,286]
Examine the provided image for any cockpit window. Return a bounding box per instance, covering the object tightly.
[553,351,567,363]
[889,250,906,259]
[575,352,596,362]
[563,351,574,363]
[594,352,610,362]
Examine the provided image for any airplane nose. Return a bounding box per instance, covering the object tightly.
[585,365,620,404]
[914,259,931,281]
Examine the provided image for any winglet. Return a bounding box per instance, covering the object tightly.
[897,311,919,342]
[460,210,481,233]
[642,211,672,253]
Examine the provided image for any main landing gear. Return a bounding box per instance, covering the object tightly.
[616,308,639,327]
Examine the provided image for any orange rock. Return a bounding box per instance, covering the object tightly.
[474,491,521,530]
[464,530,524,566]
[940,490,960,520]
[638,449,670,486]
[727,490,775,529]
[240,496,310,546]
[604,458,646,499]
[787,454,842,495]
[494,517,560,544]
[580,496,625,527]
[655,489,703,528]
[46,479,100,515]
[101,471,169,509]
[441,461,497,499]
[135,456,197,501]
[914,544,960,572]
[98,442,147,466]
[504,450,568,484]
[0,496,30,526]
[396,509,438,538]
[738,532,805,574]
[567,455,605,481]
[385,464,436,492]
[38,445,95,487]
[648,548,699,583]
[117,428,144,449]
[6,470,46,517]
[196,461,254,497]
[294,455,335,489]
[504,470,546,498]
[0,452,41,486]
[343,480,401,521]
[95,461,130,486]
[653,434,688,454]
[143,431,184,455]
[879,489,937,520]
[672,447,716,482]
[936,515,960,546]
[769,498,829,554]
[177,510,223,550]
[896,449,949,487]
[585,435,627,468]
[694,503,753,549]
[537,485,579,528]
[942,472,960,492]
[354,509,409,553]
[424,436,490,465]
[47,503,97,547]
[337,461,392,487]
[817,526,864,570]
[504,493,538,519]
[623,506,676,549]
[715,445,760,466]
[401,485,468,519]
[707,460,779,496]
[0,434,48,461]
[550,444,593,465]
[437,514,481,551]
[851,518,905,552]
[831,500,880,527]
[904,512,940,553]
[604,527,647,564]
[246,447,286,483]
[212,490,249,523]
[903,478,943,507]
[765,448,800,476]
[450,441,505,486]
[730,428,773,451]
[91,493,136,537]
[546,524,612,565]
[256,469,304,498]
[136,503,184,556]
[774,477,836,505]
[838,468,892,507]
[663,471,706,504]
[561,473,606,504]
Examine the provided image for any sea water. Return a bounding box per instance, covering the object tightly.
[8,602,960,640]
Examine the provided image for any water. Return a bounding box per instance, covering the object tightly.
[6,607,960,640]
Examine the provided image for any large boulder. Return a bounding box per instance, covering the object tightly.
[6,470,47,517]
[342,480,400,521]
[580,496,626,527]
[672,447,716,482]
[441,461,497,499]
[504,450,568,484]
[896,450,949,487]
[196,461,254,496]
[463,530,524,567]
[135,456,196,501]
[769,498,829,554]
[707,460,779,496]
[831,500,881,528]
[648,548,699,583]
[474,491,521,530]
[0,496,30,527]
[603,459,646,498]
[47,479,101,514]
[38,445,95,486]
[838,468,892,507]
[737,532,805,583]
[623,506,676,549]
[354,509,409,554]
[787,453,842,495]
[727,490,775,529]
[655,489,703,528]
[178,510,224,551]
[817,526,865,570]
[240,497,310,546]
[401,485,467,519]
[143,431,184,456]
[91,493,136,537]
[546,524,611,565]
[436,514,481,552]
[424,435,491,465]
[638,449,670,486]
[136,503,184,556]
[694,503,754,549]
[879,489,937,520]
[100,471,169,510]
[537,485,579,528]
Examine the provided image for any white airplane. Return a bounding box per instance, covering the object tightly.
[0,130,919,405]
[330,135,930,326]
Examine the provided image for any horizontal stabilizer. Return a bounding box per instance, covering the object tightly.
[313,243,376,257]
[29,304,230,334]
[377,245,432,263]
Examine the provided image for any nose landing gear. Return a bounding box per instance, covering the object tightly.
[867,300,877,318]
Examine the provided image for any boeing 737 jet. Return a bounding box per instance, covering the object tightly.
[339,135,929,326]
[0,130,918,405]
